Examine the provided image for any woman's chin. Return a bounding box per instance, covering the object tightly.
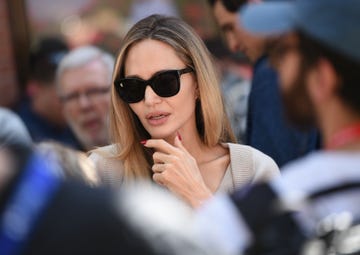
[150,132,177,143]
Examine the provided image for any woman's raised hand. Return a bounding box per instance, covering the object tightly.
[143,135,212,208]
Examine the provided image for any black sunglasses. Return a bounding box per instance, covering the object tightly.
[114,67,193,103]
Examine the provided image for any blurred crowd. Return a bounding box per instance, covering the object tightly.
[1,0,360,254]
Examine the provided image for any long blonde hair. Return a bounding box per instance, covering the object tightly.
[110,14,236,181]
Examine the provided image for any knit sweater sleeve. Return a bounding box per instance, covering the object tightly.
[227,143,280,189]
[250,146,280,183]
[88,144,124,188]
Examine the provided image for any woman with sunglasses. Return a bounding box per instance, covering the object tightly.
[89,14,279,208]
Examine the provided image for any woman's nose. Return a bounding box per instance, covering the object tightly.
[143,85,162,105]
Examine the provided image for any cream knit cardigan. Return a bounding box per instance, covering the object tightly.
[89,143,280,193]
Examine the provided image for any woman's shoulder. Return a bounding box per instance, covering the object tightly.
[225,143,277,162]
[225,143,280,183]
[90,144,118,157]
[88,144,123,187]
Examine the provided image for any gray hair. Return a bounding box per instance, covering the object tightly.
[56,45,115,91]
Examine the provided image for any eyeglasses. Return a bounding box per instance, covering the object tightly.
[114,67,193,103]
[60,87,110,105]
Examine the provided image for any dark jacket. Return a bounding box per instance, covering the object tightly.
[245,56,319,167]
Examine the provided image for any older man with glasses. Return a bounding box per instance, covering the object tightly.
[56,46,114,151]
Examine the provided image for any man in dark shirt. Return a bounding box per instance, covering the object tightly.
[208,0,319,167]
[16,37,81,149]
[194,1,360,254]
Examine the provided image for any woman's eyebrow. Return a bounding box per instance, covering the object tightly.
[123,69,175,80]
[123,74,143,79]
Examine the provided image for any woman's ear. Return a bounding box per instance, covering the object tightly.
[195,84,200,99]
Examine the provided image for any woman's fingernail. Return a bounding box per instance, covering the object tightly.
[140,140,147,145]
[177,132,182,141]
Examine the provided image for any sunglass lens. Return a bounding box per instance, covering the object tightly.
[153,71,180,97]
[116,79,144,103]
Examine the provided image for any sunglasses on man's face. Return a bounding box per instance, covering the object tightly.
[114,67,193,103]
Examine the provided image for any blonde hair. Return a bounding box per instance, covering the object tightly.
[110,15,236,181]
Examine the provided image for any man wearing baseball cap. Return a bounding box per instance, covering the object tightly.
[207,0,319,168]
[194,1,360,254]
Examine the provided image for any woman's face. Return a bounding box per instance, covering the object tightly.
[124,39,198,141]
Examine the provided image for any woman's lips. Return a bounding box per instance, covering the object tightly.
[146,112,170,126]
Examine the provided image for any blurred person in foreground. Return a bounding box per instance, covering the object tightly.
[207,0,319,167]
[0,107,32,148]
[89,14,279,207]
[16,37,78,147]
[56,46,114,151]
[0,105,161,255]
[36,140,101,187]
[192,0,360,254]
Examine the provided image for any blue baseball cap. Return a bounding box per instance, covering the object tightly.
[238,0,360,62]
